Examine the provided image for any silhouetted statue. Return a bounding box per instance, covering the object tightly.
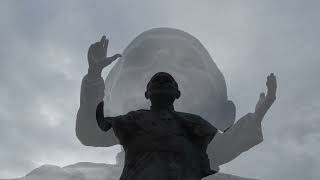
[97,71,218,180]
[76,29,277,180]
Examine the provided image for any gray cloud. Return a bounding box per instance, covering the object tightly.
[0,0,319,179]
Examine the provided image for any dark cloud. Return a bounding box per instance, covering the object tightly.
[0,0,319,179]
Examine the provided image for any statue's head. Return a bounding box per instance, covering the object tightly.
[104,28,235,130]
[145,72,181,106]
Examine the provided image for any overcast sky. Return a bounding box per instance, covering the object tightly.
[0,0,319,179]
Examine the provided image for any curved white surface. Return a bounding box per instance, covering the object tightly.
[104,28,234,130]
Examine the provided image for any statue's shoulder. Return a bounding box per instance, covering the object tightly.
[125,109,149,118]
[175,111,204,121]
[174,111,215,128]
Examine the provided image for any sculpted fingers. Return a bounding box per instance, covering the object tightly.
[267,73,276,85]
[88,42,101,64]
[100,53,122,68]
[100,35,106,45]
[108,54,122,62]
[104,38,109,52]
[266,73,277,95]
[100,35,109,52]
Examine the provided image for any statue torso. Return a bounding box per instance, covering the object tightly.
[112,109,217,180]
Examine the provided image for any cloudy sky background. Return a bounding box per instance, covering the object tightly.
[0,0,319,179]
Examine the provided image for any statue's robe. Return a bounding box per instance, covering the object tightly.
[97,108,217,180]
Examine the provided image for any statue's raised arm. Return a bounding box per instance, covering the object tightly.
[208,73,277,166]
[76,36,121,147]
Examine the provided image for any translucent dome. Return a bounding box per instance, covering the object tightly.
[104,28,234,130]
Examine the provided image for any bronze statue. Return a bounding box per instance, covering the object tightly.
[88,36,217,180]
[97,71,218,180]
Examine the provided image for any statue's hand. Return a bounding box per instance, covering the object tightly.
[266,73,277,98]
[254,73,277,121]
[87,35,121,75]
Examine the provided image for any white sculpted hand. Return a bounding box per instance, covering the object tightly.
[266,73,277,98]
[87,35,121,76]
[254,73,277,121]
